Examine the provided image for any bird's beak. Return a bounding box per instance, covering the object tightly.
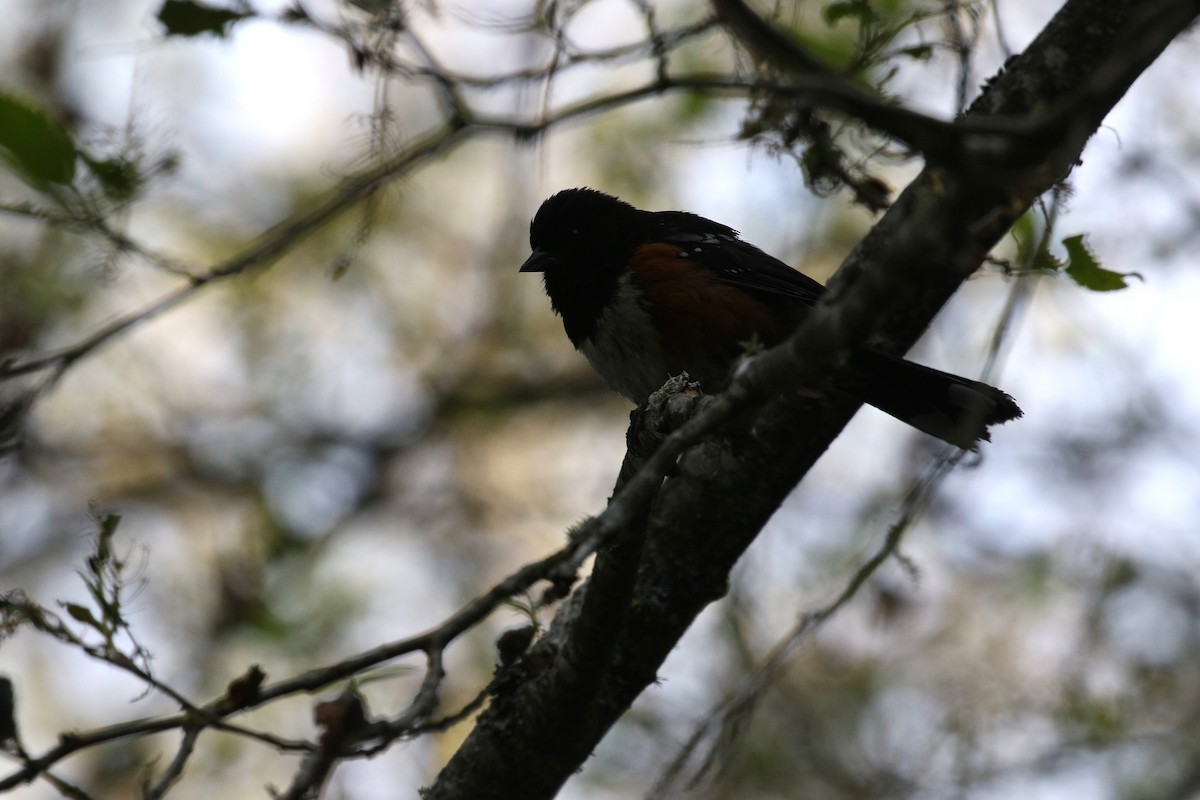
[519,249,560,273]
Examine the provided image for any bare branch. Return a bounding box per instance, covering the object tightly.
[0,494,607,792]
[142,725,201,800]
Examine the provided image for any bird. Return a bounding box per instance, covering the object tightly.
[520,188,1021,449]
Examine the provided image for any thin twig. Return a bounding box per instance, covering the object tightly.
[650,451,961,798]
[0,507,607,792]
[142,725,201,800]
[1,122,470,381]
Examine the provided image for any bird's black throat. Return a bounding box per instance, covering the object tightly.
[542,258,624,348]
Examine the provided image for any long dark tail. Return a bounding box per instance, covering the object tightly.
[843,348,1022,450]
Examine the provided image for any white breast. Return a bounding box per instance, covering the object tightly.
[578,273,672,402]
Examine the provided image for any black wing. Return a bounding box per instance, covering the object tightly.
[649,210,825,309]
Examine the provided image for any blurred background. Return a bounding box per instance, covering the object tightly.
[2,0,1200,798]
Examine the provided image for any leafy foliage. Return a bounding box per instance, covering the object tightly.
[1062,233,1142,291]
[0,90,77,187]
[0,514,151,675]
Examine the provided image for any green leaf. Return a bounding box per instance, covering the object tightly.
[823,1,883,26]
[157,0,250,38]
[63,603,97,626]
[0,91,77,187]
[1062,234,1141,292]
[83,154,142,203]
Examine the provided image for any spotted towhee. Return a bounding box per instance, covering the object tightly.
[520,188,1021,449]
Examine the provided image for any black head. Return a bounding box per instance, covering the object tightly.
[521,188,647,274]
[520,189,651,345]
